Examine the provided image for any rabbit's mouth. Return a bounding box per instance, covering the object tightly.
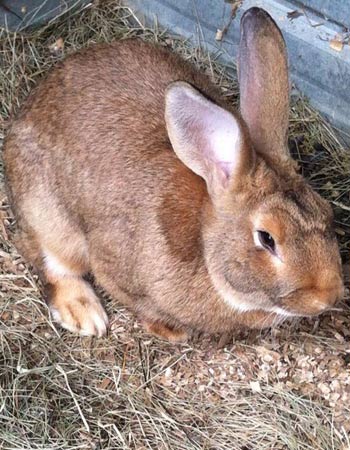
[216,270,342,319]
[223,279,339,319]
[276,284,343,317]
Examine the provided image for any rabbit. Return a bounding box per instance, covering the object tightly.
[4,7,344,342]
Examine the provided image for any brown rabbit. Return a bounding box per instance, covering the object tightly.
[4,8,343,341]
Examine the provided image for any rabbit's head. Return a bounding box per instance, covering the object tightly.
[165,8,343,318]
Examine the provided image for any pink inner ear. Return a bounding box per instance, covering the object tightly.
[201,113,241,179]
[166,83,243,187]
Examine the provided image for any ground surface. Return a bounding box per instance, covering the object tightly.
[0,2,350,449]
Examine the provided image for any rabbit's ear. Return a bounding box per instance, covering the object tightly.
[165,82,253,198]
[239,8,292,169]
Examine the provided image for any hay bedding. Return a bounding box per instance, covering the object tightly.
[0,1,349,449]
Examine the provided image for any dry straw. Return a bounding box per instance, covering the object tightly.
[0,1,349,449]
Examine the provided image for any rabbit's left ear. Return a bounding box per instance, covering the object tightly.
[165,82,254,198]
[239,8,293,169]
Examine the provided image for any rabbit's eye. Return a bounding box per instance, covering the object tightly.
[256,230,276,254]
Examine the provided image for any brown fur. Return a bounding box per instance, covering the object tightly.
[239,7,290,170]
[3,8,343,340]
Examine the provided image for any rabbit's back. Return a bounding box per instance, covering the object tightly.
[14,39,224,157]
[6,40,220,216]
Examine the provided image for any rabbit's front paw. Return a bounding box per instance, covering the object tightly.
[49,279,109,337]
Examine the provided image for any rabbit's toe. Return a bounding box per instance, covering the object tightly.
[49,279,109,337]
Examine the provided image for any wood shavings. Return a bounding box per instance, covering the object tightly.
[49,37,65,55]
[215,29,224,41]
[329,31,350,52]
[330,38,344,52]
[250,380,262,393]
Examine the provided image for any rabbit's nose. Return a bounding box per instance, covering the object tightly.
[326,272,344,303]
[312,272,344,312]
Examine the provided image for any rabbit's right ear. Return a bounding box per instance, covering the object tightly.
[165,82,254,199]
[239,8,293,170]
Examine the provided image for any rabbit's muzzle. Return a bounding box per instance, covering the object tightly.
[279,270,344,316]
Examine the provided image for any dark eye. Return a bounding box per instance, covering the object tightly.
[257,230,276,253]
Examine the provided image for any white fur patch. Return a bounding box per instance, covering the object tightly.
[216,284,256,313]
[213,275,297,317]
[44,250,74,278]
[50,306,62,323]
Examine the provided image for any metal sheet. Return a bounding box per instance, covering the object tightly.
[0,0,89,31]
[301,0,350,28]
[124,0,350,141]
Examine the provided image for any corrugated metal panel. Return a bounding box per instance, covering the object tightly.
[1,0,349,140]
[0,0,89,31]
[301,0,350,28]
[124,0,350,141]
